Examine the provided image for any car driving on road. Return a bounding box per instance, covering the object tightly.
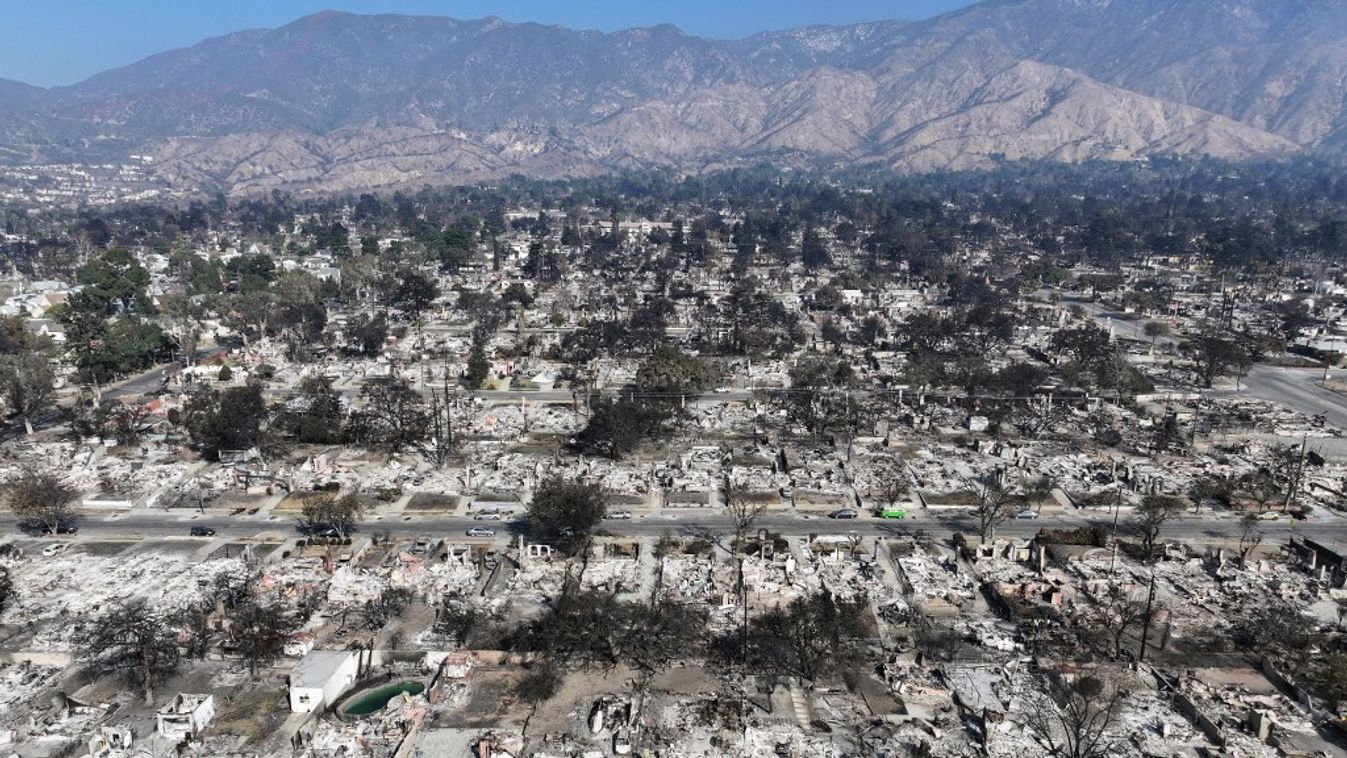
[466,526,496,538]
[189,526,216,537]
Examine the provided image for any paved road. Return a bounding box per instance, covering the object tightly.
[104,347,228,402]
[1238,365,1347,431]
[6,509,1340,547]
[1063,297,1179,346]
[422,325,694,338]
[1066,297,1347,435]
[253,387,757,405]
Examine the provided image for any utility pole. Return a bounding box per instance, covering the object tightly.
[739,556,749,664]
[1138,571,1157,662]
[846,390,854,462]
[1284,433,1308,512]
[1109,485,1122,576]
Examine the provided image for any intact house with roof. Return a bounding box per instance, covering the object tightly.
[288,650,361,714]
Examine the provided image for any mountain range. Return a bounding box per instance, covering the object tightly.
[3,0,1346,194]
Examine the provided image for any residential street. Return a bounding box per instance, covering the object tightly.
[5,507,1336,547]
[1238,365,1347,431]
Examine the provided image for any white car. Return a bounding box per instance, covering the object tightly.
[473,511,503,521]
[608,510,633,520]
[41,543,68,557]
[1015,509,1040,520]
[465,527,496,538]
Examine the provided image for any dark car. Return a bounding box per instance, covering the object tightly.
[20,522,78,536]
[189,526,217,537]
[829,509,859,520]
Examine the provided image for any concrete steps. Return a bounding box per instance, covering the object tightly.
[787,680,813,731]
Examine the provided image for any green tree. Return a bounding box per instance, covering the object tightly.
[227,596,306,675]
[1051,325,1124,389]
[0,316,32,354]
[635,344,722,398]
[346,377,428,453]
[224,254,277,293]
[300,492,366,540]
[748,592,869,681]
[801,227,831,269]
[345,312,388,356]
[0,567,13,616]
[465,336,491,390]
[158,293,206,366]
[382,268,440,318]
[277,375,345,444]
[5,470,79,534]
[77,248,151,314]
[509,585,705,673]
[0,352,54,434]
[1187,475,1232,513]
[54,293,168,383]
[527,477,607,546]
[1272,301,1315,344]
[767,355,856,440]
[182,385,269,459]
[721,278,805,357]
[1186,333,1252,388]
[573,396,670,459]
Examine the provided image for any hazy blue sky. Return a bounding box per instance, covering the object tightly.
[0,0,974,87]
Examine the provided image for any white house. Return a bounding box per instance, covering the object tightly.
[156,693,215,740]
[288,650,360,714]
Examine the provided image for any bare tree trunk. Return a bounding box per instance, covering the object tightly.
[142,657,155,705]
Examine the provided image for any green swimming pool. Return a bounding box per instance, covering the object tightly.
[341,681,425,716]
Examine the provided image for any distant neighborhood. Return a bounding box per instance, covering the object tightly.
[0,160,1345,757]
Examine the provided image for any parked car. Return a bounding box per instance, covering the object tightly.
[829,509,859,520]
[1015,509,1040,520]
[877,509,907,519]
[608,510,633,520]
[466,527,496,538]
[22,522,78,536]
[473,511,503,521]
[41,543,68,557]
[189,526,216,537]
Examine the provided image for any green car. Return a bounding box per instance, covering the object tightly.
[879,508,907,519]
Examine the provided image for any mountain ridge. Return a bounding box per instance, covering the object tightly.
[0,1,1339,194]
